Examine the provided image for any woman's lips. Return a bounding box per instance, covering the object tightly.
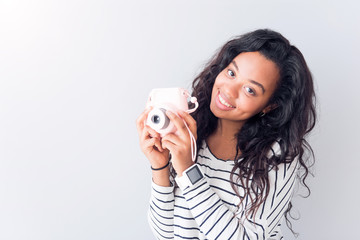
[215,91,235,110]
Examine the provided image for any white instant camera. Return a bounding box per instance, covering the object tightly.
[146,88,199,137]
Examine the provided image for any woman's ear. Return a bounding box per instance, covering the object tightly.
[262,104,278,114]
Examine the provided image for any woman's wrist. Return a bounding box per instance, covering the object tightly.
[175,162,194,177]
[151,160,170,171]
[152,166,171,187]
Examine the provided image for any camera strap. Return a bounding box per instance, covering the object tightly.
[183,91,199,162]
[183,120,197,162]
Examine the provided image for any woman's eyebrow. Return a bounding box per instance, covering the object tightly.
[231,61,266,94]
[249,80,265,94]
[231,61,239,72]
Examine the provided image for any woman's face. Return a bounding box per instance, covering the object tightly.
[210,51,280,123]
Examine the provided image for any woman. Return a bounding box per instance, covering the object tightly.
[136,29,316,240]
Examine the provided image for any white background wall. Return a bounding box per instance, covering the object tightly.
[1,0,359,239]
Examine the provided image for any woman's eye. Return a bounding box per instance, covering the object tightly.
[245,86,256,95]
[227,69,235,77]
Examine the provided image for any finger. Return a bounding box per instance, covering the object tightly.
[153,135,163,152]
[161,133,182,147]
[143,125,161,140]
[177,110,197,139]
[136,107,153,136]
[141,126,163,151]
[166,111,189,137]
[161,139,177,154]
[143,137,156,149]
[152,133,164,152]
[153,138,164,152]
[136,107,152,132]
[144,136,163,152]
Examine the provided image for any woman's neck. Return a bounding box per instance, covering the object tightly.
[215,118,244,139]
[206,119,245,160]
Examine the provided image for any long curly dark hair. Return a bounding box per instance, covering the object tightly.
[191,29,316,233]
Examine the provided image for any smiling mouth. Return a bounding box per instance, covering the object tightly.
[218,92,235,108]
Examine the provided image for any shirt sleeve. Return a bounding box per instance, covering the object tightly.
[148,180,175,240]
[178,142,299,240]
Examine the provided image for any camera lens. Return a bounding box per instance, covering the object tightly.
[147,108,169,131]
[151,115,161,124]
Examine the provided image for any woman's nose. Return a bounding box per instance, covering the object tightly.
[224,80,242,98]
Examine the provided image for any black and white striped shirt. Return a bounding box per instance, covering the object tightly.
[148,141,298,240]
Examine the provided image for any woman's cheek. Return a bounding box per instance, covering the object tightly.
[238,97,259,113]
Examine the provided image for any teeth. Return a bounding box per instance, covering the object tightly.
[219,94,235,108]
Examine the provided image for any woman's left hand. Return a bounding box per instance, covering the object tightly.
[161,110,197,177]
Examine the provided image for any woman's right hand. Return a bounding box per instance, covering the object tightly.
[136,107,170,169]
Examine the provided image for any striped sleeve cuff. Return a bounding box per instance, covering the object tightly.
[148,180,175,239]
[151,180,175,202]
